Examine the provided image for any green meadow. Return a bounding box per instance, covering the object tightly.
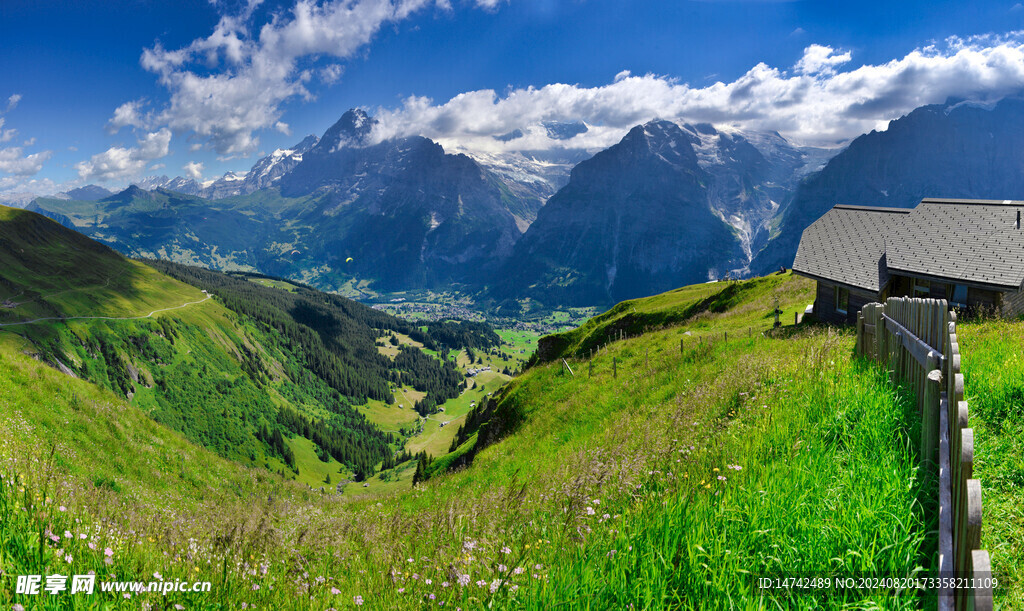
[1,270,966,609]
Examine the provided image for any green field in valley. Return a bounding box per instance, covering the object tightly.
[2,269,972,609]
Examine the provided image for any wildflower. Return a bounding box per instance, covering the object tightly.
[88,542,96,550]
[104,547,114,557]
[59,505,67,512]
[79,533,87,540]
[498,564,507,572]
[718,475,727,481]
[331,587,340,595]
[592,499,600,505]
[429,594,436,600]
[501,546,511,554]
[442,581,450,588]
[457,574,470,587]
[397,588,405,594]
[49,533,60,543]
[586,506,596,516]
[242,604,248,610]
[123,593,131,599]
[513,567,524,575]
[476,580,487,588]
[412,574,419,580]
[175,606,185,610]
[65,553,73,563]
[425,579,432,585]
[607,550,617,558]
[407,558,414,563]
[104,558,113,566]
[12,603,25,611]
[153,572,162,580]
[353,595,364,606]
[490,579,502,593]
[534,564,543,570]
[252,584,260,591]
[462,540,477,552]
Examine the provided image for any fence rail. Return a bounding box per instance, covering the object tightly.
[857,297,992,611]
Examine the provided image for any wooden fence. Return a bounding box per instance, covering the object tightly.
[857,297,993,611]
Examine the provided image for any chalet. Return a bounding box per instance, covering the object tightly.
[793,198,1024,324]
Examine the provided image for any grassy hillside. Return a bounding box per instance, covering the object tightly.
[2,268,953,609]
[955,318,1024,609]
[0,206,494,485]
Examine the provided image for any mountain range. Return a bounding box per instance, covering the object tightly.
[25,97,1024,308]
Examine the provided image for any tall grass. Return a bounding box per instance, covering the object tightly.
[0,275,933,609]
[955,318,1024,609]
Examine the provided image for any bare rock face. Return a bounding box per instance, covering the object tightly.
[278,109,527,290]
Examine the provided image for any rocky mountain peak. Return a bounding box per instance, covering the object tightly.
[322,108,377,151]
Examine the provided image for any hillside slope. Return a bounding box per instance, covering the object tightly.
[0,205,471,483]
[3,264,976,608]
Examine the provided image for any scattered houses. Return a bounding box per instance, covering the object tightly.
[794,198,1024,323]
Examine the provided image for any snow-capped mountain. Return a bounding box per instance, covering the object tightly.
[240,135,319,193]
[461,149,591,229]
[127,134,320,200]
[489,118,837,305]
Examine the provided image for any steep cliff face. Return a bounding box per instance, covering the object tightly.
[491,119,811,306]
[752,97,1024,274]
[278,109,526,289]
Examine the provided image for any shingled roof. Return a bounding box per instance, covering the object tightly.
[886,198,1024,290]
[792,205,911,292]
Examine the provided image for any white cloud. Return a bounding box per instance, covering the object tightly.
[183,161,204,180]
[0,118,15,143]
[129,0,452,156]
[0,95,53,179]
[0,176,60,202]
[75,129,173,182]
[137,128,172,159]
[107,99,151,133]
[74,147,144,182]
[320,63,343,84]
[794,44,850,75]
[368,34,1024,150]
[0,147,54,176]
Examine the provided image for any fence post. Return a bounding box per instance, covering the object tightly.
[970,550,994,611]
[613,357,617,378]
[922,369,941,484]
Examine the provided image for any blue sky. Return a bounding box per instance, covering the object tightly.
[3,0,1024,196]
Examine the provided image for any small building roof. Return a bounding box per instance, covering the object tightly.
[792,205,911,292]
[886,198,1024,290]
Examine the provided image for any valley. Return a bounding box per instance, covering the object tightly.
[2,205,1021,608]
[1,244,967,608]
[8,4,1024,608]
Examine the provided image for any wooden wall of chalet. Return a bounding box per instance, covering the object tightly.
[1000,288,1024,316]
[814,282,879,325]
[889,274,1011,315]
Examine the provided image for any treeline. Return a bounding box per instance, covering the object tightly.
[276,407,393,479]
[443,389,524,474]
[424,320,501,352]
[143,261,469,406]
[395,345,464,416]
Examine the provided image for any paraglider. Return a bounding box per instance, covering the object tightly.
[346,257,354,263]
